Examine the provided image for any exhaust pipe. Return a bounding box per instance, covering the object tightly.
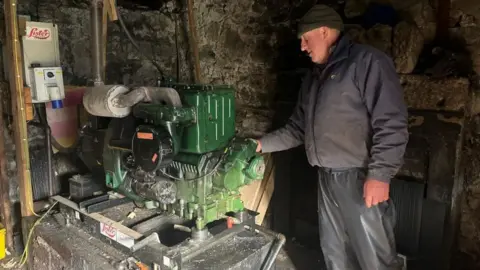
[91,0,104,85]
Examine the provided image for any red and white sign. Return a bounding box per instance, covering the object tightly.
[100,223,135,248]
[100,223,117,240]
[25,26,52,41]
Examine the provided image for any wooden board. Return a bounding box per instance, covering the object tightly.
[4,0,34,217]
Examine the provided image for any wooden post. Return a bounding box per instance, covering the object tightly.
[4,0,34,221]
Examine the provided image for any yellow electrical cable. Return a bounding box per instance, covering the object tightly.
[28,201,41,217]
[18,201,59,266]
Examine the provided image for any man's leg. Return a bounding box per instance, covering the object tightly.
[317,168,360,270]
[326,168,400,270]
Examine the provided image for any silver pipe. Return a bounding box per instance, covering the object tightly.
[91,0,104,86]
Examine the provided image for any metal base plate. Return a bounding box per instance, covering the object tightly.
[50,195,279,270]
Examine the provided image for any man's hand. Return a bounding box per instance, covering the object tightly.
[255,140,262,152]
[363,179,389,208]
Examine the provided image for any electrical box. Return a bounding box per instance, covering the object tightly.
[21,21,61,87]
[29,67,65,108]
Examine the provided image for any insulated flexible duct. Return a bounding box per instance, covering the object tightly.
[83,85,182,118]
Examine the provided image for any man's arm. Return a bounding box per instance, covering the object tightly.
[358,52,409,184]
[258,73,310,153]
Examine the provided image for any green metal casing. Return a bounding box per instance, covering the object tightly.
[170,84,236,154]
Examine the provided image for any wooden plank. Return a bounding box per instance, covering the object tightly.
[4,0,34,217]
[104,0,118,21]
[255,166,274,225]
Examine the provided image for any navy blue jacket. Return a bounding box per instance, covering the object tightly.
[259,35,409,183]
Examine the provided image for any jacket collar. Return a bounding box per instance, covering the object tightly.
[327,33,351,65]
[312,33,351,74]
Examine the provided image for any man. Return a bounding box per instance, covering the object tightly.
[256,4,408,270]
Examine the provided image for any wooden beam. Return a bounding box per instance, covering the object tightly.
[4,0,34,218]
[104,0,118,21]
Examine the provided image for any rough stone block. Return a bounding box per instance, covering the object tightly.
[345,24,392,56]
[403,0,437,43]
[400,75,470,111]
[393,22,424,74]
[235,107,274,138]
[344,0,368,18]
[449,27,480,75]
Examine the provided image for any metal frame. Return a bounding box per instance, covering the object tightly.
[51,195,282,270]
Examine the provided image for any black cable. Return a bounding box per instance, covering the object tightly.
[114,1,165,80]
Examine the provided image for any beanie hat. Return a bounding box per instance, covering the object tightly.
[297,5,344,38]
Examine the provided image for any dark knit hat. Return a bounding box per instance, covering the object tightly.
[297,5,344,38]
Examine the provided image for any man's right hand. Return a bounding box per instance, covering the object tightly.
[256,140,262,152]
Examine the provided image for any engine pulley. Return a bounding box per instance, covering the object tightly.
[132,125,174,172]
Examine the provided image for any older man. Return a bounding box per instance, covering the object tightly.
[256,4,408,270]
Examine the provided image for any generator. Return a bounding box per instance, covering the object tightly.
[77,82,266,231]
[57,83,284,269]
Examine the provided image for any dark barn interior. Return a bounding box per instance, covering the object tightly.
[1,0,480,269]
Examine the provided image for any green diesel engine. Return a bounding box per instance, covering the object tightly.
[81,83,265,230]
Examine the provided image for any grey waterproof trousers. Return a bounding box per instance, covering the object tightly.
[317,167,400,270]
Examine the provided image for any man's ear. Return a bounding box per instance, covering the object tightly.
[321,27,331,39]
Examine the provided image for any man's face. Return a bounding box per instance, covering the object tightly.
[300,27,330,64]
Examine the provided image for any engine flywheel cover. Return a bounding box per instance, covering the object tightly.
[132,125,174,172]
